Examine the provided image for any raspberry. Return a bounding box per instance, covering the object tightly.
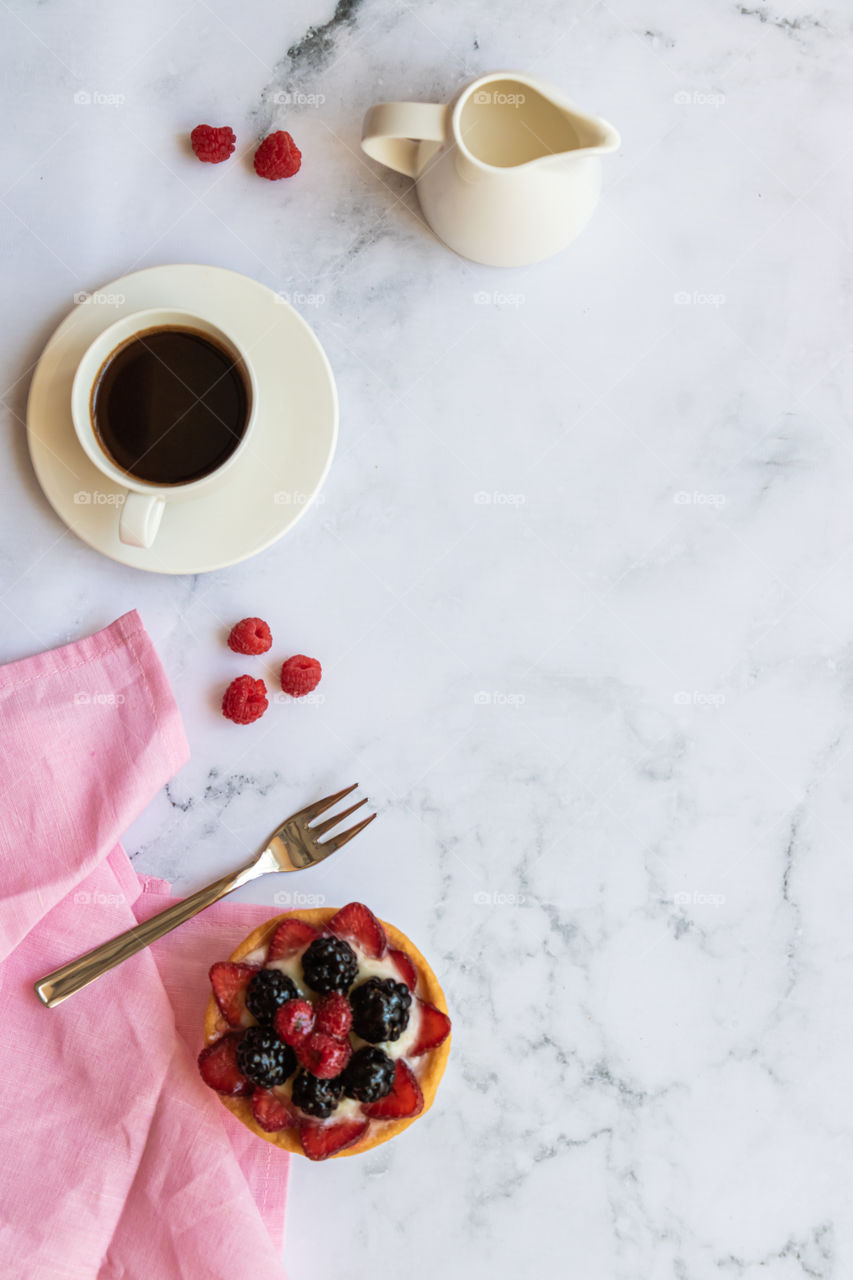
[190,124,236,163]
[222,675,268,724]
[274,998,315,1046]
[280,654,321,698]
[314,991,352,1039]
[228,617,272,655]
[254,131,302,180]
[296,1031,352,1079]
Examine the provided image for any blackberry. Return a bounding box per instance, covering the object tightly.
[245,968,298,1023]
[350,977,411,1043]
[291,1068,345,1119]
[341,1046,395,1103]
[301,936,358,994]
[236,1026,296,1088]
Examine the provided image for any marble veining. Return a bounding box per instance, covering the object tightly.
[3,0,853,1276]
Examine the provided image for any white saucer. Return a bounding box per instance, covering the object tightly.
[27,264,338,574]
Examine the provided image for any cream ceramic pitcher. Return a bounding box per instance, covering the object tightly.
[362,72,620,268]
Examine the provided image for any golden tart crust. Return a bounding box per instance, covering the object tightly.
[203,908,451,1158]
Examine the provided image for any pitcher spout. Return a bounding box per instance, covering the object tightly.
[452,73,620,175]
[559,108,621,158]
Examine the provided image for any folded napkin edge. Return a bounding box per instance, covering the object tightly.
[0,611,146,693]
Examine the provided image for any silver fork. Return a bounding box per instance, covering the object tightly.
[35,783,375,1009]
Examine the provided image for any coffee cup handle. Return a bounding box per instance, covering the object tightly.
[119,492,165,549]
[361,102,448,177]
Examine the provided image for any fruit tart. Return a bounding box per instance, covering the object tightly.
[198,903,451,1160]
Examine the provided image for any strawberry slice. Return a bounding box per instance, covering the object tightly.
[409,999,451,1056]
[388,947,417,992]
[299,1117,369,1161]
[252,1087,296,1132]
[198,1034,253,1096]
[328,902,387,959]
[268,917,319,962]
[363,1058,423,1119]
[209,962,258,1028]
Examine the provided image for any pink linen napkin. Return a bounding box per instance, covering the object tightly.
[0,612,289,1279]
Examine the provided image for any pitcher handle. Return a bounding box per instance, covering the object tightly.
[361,102,448,178]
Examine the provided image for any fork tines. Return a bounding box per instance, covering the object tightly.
[296,783,359,823]
[297,783,376,852]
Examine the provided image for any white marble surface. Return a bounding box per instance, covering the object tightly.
[3,0,853,1275]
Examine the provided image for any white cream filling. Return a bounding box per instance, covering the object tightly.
[264,954,308,993]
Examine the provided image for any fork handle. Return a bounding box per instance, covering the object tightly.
[34,857,266,1008]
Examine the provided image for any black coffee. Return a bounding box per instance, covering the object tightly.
[91,326,249,485]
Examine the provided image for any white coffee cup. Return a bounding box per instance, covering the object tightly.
[70,307,257,548]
